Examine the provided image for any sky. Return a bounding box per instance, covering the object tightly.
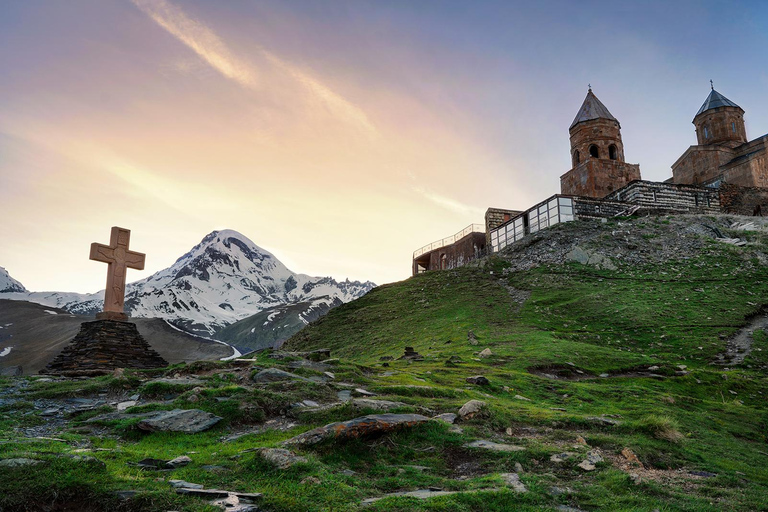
[1,0,768,293]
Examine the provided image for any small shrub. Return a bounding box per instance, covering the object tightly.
[635,414,684,443]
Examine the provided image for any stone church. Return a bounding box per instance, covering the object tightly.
[413,85,768,274]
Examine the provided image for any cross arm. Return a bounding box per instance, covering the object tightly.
[125,250,146,271]
[90,243,115,263]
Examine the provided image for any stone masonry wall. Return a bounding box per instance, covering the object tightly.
[719,183,768,216]
[561,159,641,199]
[672,146,736,185]
[416,232,487,275]
[603,181,720,213]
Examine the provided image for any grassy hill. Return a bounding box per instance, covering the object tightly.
[1,214,767,511]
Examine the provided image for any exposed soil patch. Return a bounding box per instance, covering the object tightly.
[528,364,672,381]
[443,446,484,478]
[715,309,768,365]
[527,364,596,381]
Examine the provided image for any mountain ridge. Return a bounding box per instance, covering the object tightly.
[0,230,375,337]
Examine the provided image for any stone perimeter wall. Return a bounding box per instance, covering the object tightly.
[603,181,721,213]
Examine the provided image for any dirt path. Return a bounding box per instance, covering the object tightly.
[715,311,768,365]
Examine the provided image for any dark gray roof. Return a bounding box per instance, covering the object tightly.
[696,89,742,117]
[570,90,617,129]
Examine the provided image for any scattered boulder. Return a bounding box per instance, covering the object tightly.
[147,377,205,386]
[399,347,423,360]
[169,480,203,489]
[136,409,222,433]
[258,448,307,469]
[478,348,493,358]
[465,375,490,386]
[271,349,331,361]
[586,416,620,426]
[566,246,617,270]
[432,413,458,424]
[621,447,643,467]
[283,413,430,447]
[500,472,528,492]
[577,449,604,471]
[468,330,478,345]
[117,400,137,412]
[0,365,22,377]
[464,440,525,452]
[286,359,330,372]
[514,395,531,401]
[167,455,192,468]
[550,452,575,463]
[252,368,313,383]
[458,400,486,420]
[352,388,376,397]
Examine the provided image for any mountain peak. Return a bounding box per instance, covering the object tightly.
[0,266,26,293]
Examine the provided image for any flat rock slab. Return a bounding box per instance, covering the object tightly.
[500,472,528,492]
[284,413,430,447]
[258,448,307,469]
[362,488,499,505]
[169,480,203,489]
[351,398,407,411]
[137,409,222,433]
[252,368,313,383]
[146,377,205,386]
[0,458,43,468]
[286,359,330,372]
[176,488,262,501]
[433,413,458,424]
[464,440,525,452]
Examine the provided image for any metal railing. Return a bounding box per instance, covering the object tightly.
[413,223,485,259]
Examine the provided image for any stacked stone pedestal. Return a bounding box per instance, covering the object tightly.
[43,320,168,376]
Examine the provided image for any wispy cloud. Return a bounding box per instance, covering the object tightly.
[411,186,484,216]
[131,0,376,136]
[131,0,257,88]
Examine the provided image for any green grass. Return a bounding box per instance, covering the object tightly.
[2,216,768,510]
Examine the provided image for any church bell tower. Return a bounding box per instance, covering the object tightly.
[560,88,641,198]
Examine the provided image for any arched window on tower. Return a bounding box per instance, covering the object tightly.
[608,144,618,160]
[589,145,599,159]
[573,150,580,166]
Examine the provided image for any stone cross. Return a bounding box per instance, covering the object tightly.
[90,227,145,321]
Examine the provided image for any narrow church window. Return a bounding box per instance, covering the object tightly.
[440,254,447,270]
[704,126,710,139]
[652,190,657,202]
[589,145,599,158]
[609,145,617,160]
[732,122,736,133]
[573,150,580,166]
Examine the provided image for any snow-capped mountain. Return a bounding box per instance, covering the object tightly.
[0,230,375,336]
[0,267,26,293]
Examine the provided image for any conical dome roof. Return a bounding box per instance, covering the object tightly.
[570,89,617,129]
[696,89,742,117]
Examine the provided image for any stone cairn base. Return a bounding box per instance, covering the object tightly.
[42,320,168,376]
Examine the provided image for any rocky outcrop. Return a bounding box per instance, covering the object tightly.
[283,413,430,447]
[135,409,222,433]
